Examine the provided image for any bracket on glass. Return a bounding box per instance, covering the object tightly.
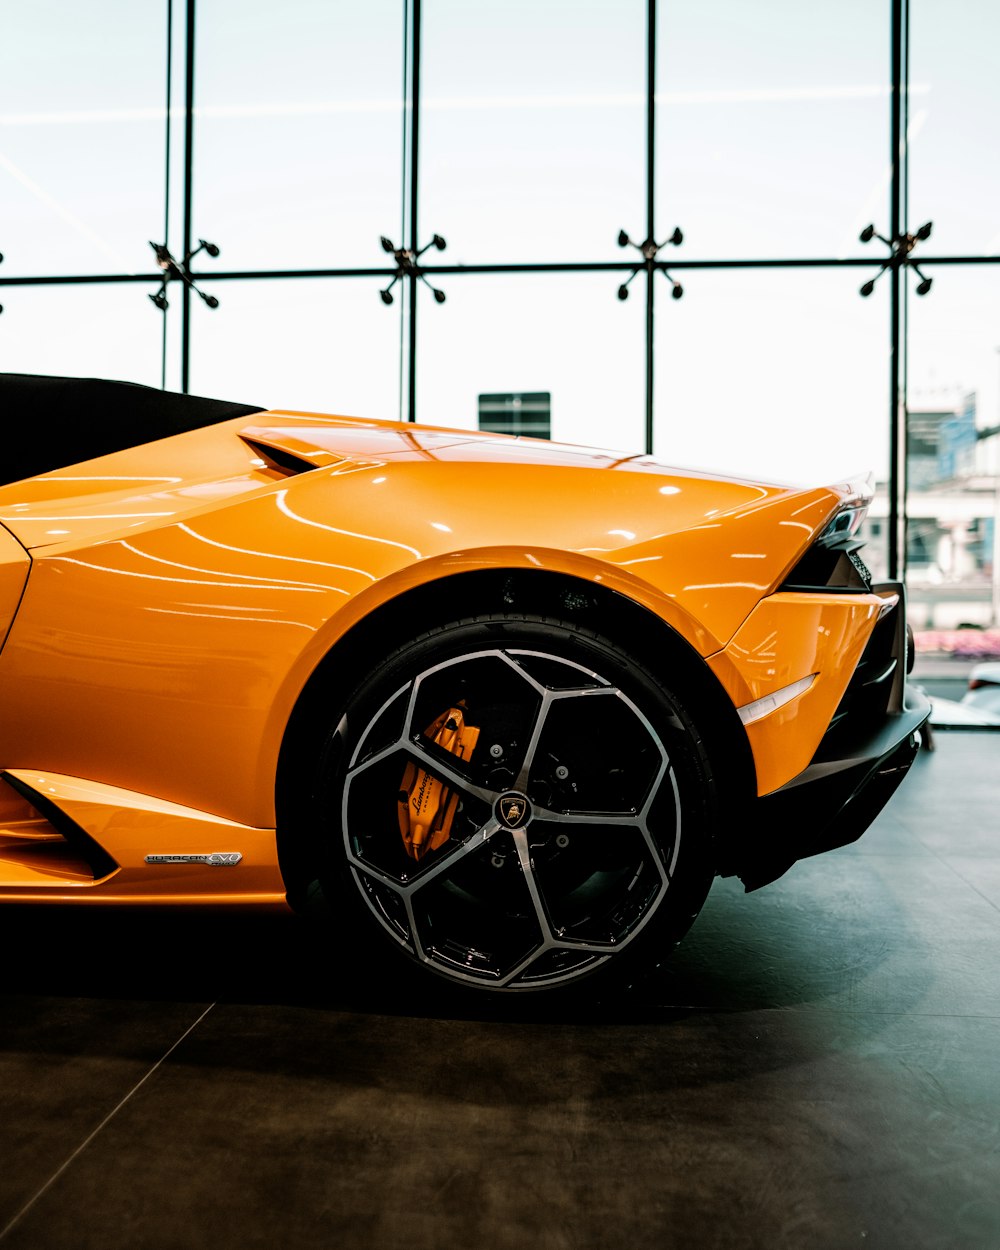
[148,239,221,311]
[616,227,684,301]
[379,233,447,305]
[859,221,934,297]
[0,248,3,314]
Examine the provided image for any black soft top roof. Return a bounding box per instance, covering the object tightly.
[0,374,264,486]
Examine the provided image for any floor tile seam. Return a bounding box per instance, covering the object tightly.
[739,1005,1000,1022]
[0,1002,216,1243]
[652,1003,1000,1021]
[929,853,1000,917]
[911,832,995,880]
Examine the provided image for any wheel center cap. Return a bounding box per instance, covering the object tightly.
[496,791,532,830]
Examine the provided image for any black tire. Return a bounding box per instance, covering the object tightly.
[306,614,716,997]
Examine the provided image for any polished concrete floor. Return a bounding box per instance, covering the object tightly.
[1,734,998,1250]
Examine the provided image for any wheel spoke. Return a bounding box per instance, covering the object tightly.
[510,826,556,944]
[637,760,680,882]
[491,930,632,988]
[404,819,502,895]
[350,818,501,897]
[528,804,640,826]
[513,690,553,792]
[513,688,617,792]
[525,750,670,825]
[336,632,696,992]
[405,737,498,807]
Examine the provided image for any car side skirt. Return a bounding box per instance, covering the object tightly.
[0,770,288,908]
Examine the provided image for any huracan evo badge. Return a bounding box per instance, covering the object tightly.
[144,852,243,866]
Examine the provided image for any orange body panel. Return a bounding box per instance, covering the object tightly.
[0,523,29,651]
[0,407,876,901]
[709,591,890,795]
[0,771,286,906]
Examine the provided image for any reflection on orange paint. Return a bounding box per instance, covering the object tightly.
[0,525,30,651]
[0,771,286,905]
[709,591,886,795]
[0,406,878,905]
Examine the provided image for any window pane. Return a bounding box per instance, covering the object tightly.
[186,279,402,420]
[909,0,1000,257]
[0,285,162,386]
[416,273,645,450]
[905,268,1000,710]
[194,1,403,272]
[653,270,888,486]
[0,1,165,278]
[657,0,890,260]
[420,0,646,265]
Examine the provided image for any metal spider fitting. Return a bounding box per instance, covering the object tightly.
[378,233,448,305]
[858,220,934,297]
[148,238,222,311]
[616,226,685,301]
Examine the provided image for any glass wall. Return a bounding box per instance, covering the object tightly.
[0,1,166,279]
[0,285,163,386]
[194,0,404,272]
[417,273,645,447]
[907,0,1000,259]
[2,0,998,708]
[420,0,645,266]
[903,0,1000,707]
[653,270,888,486]
[656,0,890,261]
[186,278,402,419]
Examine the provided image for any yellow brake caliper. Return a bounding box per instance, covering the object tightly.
[398,705,480,861]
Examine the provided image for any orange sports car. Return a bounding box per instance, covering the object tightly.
[0,374,928,995]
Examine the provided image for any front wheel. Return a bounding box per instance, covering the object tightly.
[308,616,716,996]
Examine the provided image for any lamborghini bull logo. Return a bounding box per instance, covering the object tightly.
[497,793,531,829]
